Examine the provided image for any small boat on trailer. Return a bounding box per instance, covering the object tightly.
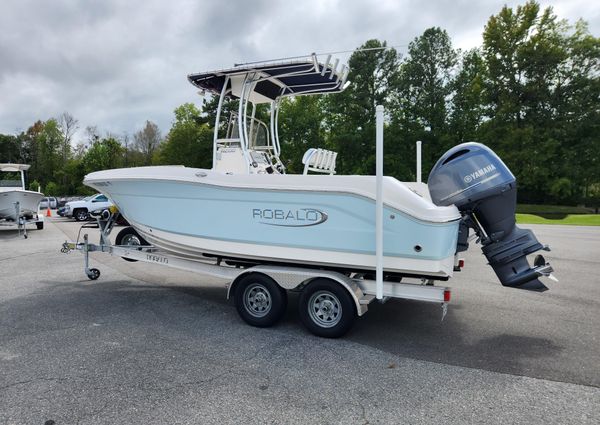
[0,163,44,237]
[66,54,556,337]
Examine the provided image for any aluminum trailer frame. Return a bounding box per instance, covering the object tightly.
[61,211,450,337]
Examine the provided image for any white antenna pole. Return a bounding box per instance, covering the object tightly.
[416,141,422,183]
[375,105,384,300]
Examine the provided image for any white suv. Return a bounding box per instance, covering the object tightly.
[64,194,113,221]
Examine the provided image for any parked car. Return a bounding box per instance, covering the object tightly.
[64,196,83,207]
[63,194,113,221]
[57,206,68,217]
[39,196,58,209]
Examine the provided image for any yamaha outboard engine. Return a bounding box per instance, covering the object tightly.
[428,142,554,292]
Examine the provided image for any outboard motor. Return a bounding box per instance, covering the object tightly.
[428,142,555,292]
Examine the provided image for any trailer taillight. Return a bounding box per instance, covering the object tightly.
[444,290,451,302]
[458,259,465,268]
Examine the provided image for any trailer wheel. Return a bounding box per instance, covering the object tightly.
[299,279,356,338]
[234,273,287,328]
[36,221,44,230]
[87,268,101,280]
[115,227,148,262]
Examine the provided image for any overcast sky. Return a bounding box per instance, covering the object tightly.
[1,0,598,144]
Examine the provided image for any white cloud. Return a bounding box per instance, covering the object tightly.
[0,0,597,142]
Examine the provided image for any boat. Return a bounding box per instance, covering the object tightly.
[0,164,44,221]
[85,54,554,292]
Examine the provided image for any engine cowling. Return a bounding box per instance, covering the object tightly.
[428,142,553,292]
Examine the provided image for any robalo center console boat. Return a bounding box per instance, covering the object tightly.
[65,54,556,337]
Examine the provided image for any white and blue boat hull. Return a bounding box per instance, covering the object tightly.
[86,167,462,278]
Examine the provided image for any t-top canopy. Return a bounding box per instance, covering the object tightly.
[0,163,30,172]
[188,55,349,104]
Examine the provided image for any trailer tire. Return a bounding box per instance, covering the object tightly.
[36,222,43,230]
[234,273,287,328]
[87,268,101,280]
[115,227,148,262]
[299,279,356,338]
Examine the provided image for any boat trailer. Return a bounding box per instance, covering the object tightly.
[0,201,44,238]
[61,209,451,338]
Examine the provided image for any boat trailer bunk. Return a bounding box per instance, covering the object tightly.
[61,209,451,338]
[0,201,44,238]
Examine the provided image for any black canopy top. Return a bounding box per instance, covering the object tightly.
[187,57,348,103]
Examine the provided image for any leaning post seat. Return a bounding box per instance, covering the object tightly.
[302,148,338,175]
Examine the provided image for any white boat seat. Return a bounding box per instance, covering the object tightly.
[302,148,338,175]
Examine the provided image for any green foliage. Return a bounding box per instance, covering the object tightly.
[325,39,400,175]
[391,28,457,178]
[33,119,63,186]
[479,1,600,203]
[29,180,40,192]
[549,178,573,203]
[450,49,485,144]
[82,137,125,173]
[44,181,59,196]
[585,183,600,211]
[201,96,238,135]
[158,103,213,168]
[0,134,20,162]
[395,27,457,133]
[278,96,327,173]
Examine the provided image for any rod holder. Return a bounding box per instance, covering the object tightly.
[375,105,384,300]
[416,141,422,183]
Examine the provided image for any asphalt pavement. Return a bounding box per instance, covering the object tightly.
[0,216,598,424]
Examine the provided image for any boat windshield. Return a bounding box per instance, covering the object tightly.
[225,113,270,150]
[0,172,22,188]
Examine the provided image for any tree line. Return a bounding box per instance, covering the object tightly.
[1,1,598,206]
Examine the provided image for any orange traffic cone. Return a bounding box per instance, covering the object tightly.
[46,207,52,217]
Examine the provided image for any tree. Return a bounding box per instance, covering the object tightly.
[278,95,327,173]
[56,112,79,191]
[84,125,100,145]
[201,95,237,133]
[32,119,63,188]
[324,39,400,175]
[134,121,162,165]
[480,1,599,203]
[158,103,213,168]
[391,27,458,178]
[82,137,125,173]
[554,20,600,204]
[58,112,78,162]
[450,49,486,144]
[0,134,20,163]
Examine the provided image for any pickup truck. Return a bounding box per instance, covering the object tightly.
[64,194,113,221]
[39,196,58,209]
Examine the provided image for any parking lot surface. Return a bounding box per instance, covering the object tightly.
[1,217,599,424]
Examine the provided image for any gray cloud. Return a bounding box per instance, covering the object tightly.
[1,0,598,142]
